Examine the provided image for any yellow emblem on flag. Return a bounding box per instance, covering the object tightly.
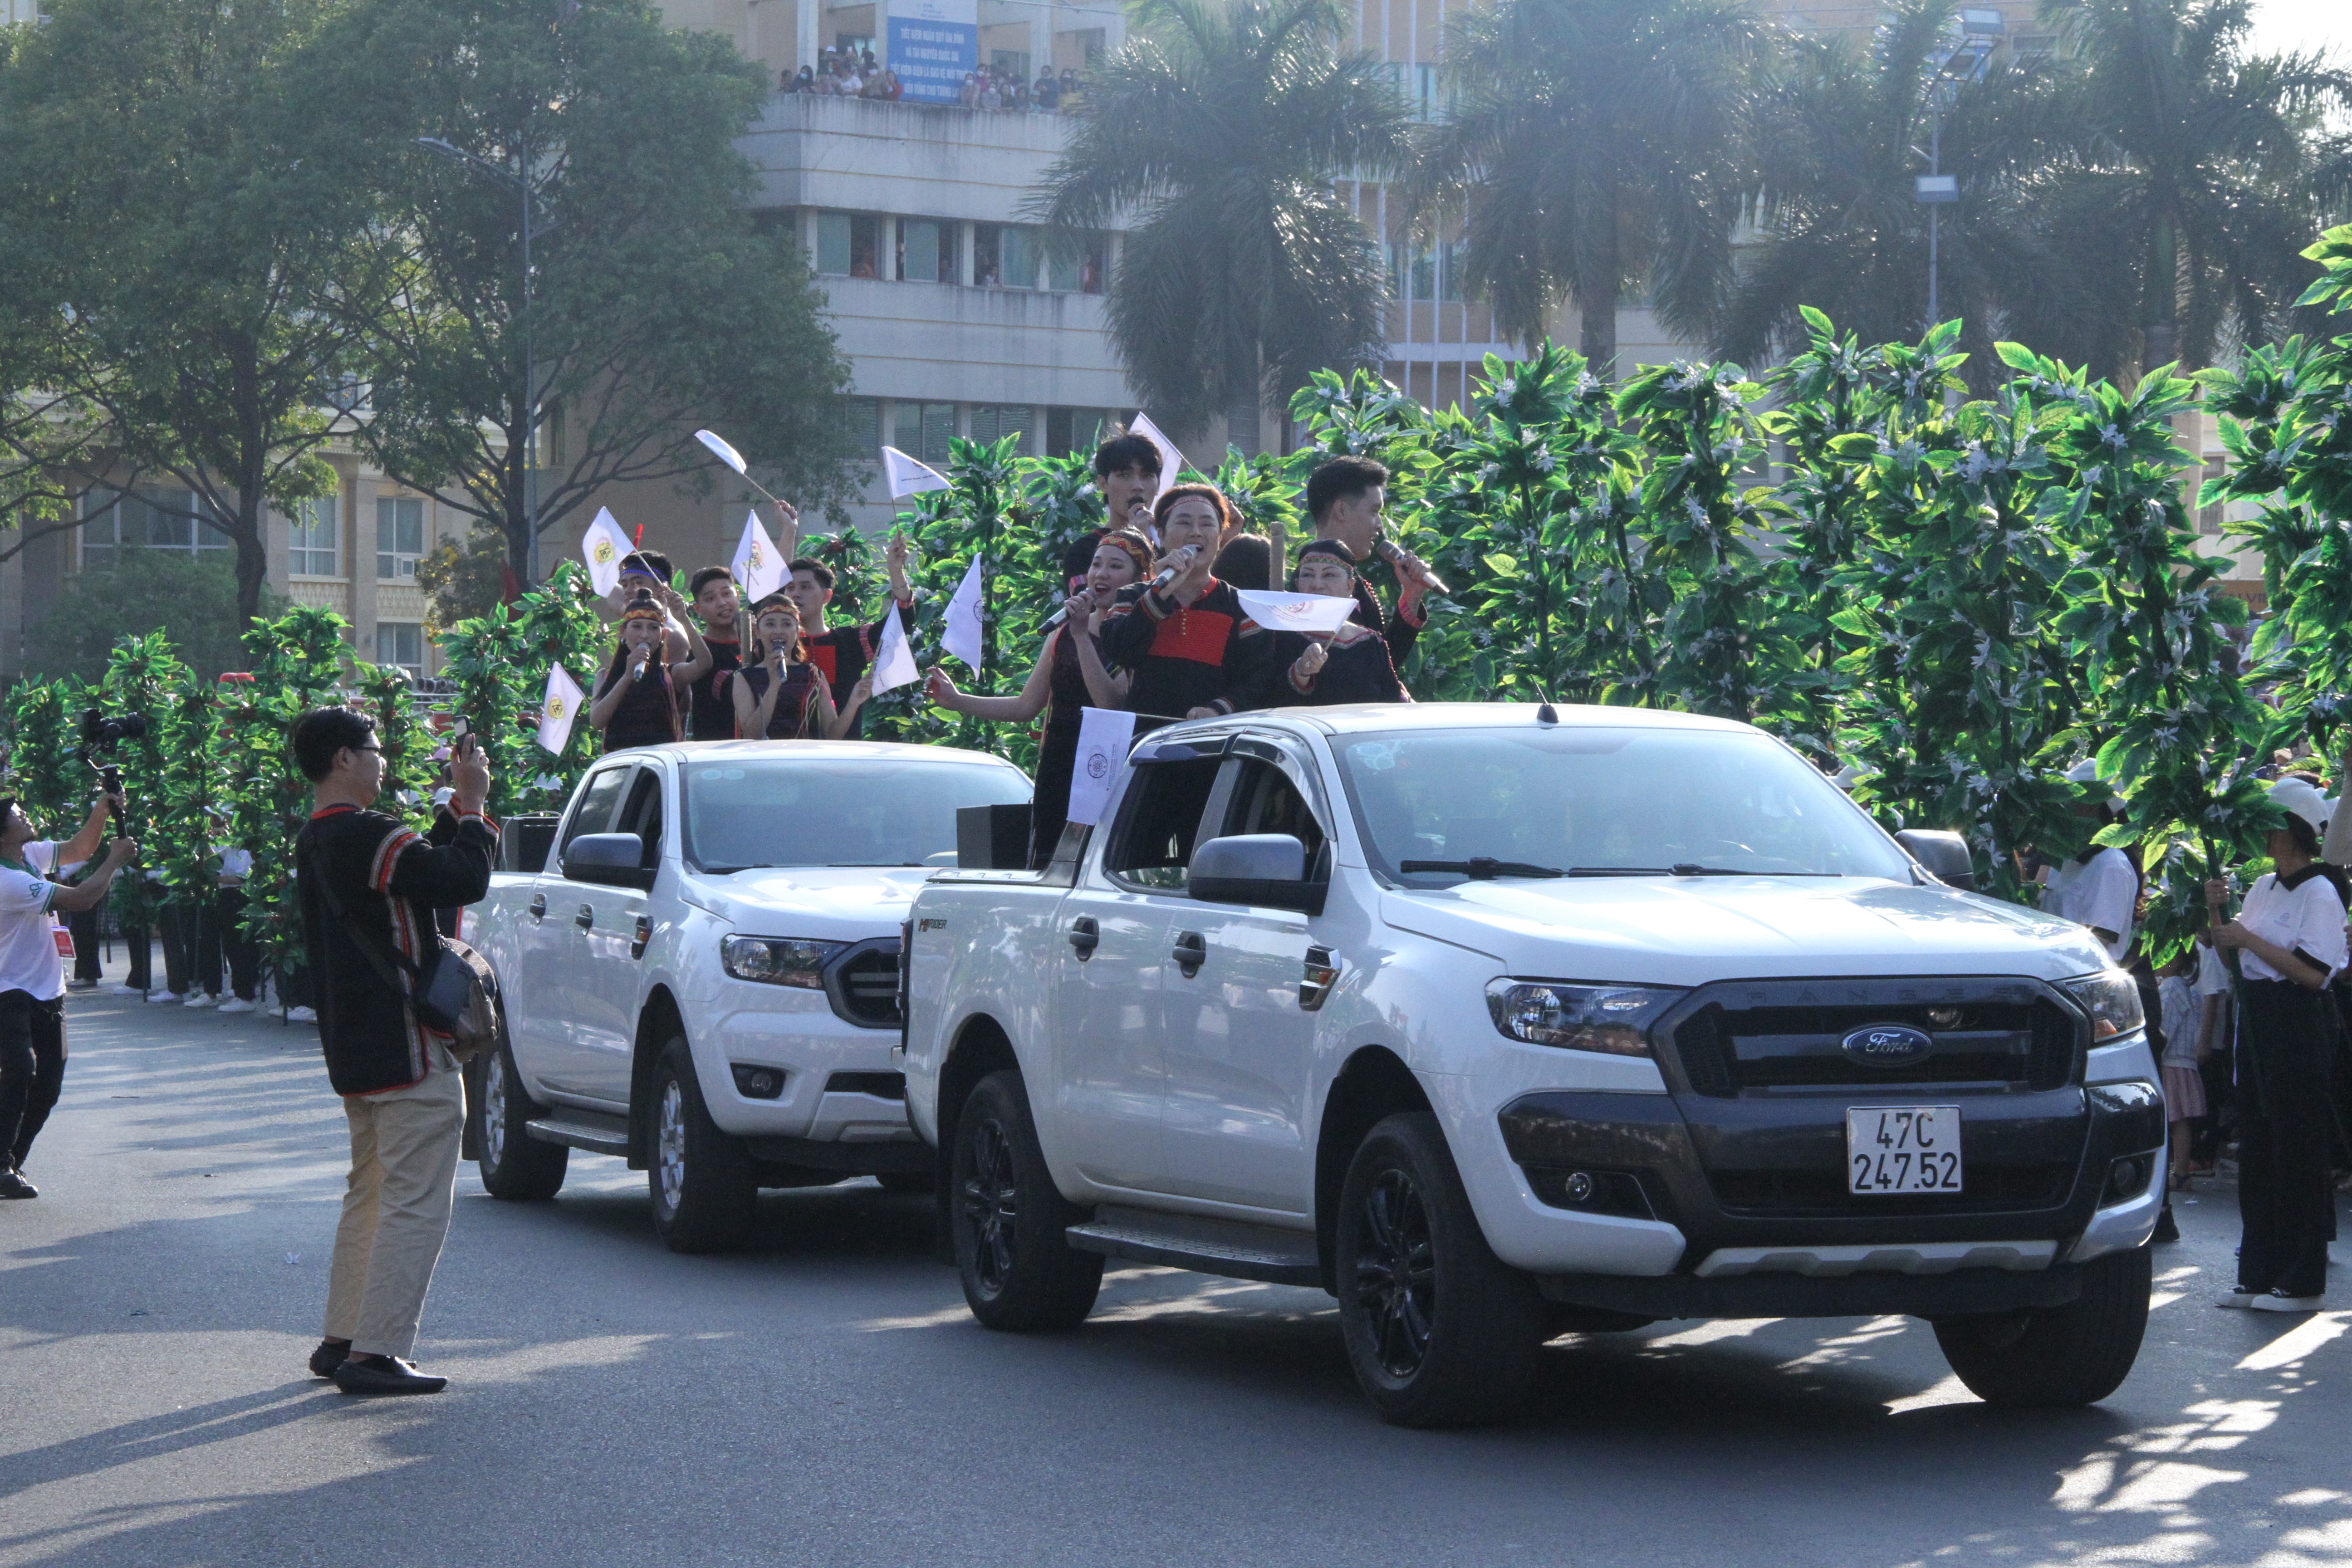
[547,696,566,720]
[591,540,617,565]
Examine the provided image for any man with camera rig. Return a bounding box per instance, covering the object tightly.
[0,789,137,1200]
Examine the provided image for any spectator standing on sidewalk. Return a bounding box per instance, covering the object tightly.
[292,706,495,1394]
[0,789,136,1200]
[186,811,260,1014]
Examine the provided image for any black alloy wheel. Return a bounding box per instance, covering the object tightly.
[950,1070,1101,1330]
[1356,1168,1437,1378]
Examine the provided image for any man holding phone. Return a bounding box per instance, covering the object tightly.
[292,706,495,1396]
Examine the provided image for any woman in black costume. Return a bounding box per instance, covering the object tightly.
[1241,539,1412,707]
[926,529,1147,867]
[590,586,711,749]
[731,593,867,740]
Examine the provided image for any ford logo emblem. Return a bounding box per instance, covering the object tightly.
[1841,1024,1935,1068]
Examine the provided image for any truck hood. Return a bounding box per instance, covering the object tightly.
[1377,875,2112,984]
[681,864,933,940]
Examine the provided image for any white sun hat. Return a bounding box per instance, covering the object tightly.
[2064,757,2124,811]
[2269,775,2329,835]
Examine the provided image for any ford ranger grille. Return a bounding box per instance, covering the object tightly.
[822,941,904,1030]
[1667,987,2077,1097]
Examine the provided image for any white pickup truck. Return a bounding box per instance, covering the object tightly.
[899,703,2166,1426]
[462,739,1030,1251]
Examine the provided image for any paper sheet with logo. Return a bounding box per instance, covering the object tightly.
[1064,707,1138,827]
[1235,590,1358,634]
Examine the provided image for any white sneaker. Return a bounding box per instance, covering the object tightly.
[181,993,216,1009]
[2217,1290,2258,1309]
[284,1005,318,1024]
[2251,1291,2325,1313]
[217,998,255,1015]
[104,983,140,997]
[146,990,179,1004]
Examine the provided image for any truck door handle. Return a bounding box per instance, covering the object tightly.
[575,903,594,931]
[632,914,652,960]
[1171,930,1206,978]
[529,894,547,922]
[1068,916,1099,959]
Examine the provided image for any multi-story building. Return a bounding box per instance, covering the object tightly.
[0,0,2264,681]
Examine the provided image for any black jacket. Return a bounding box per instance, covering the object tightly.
[1099,577,1249,721]
[298,804,496,1097]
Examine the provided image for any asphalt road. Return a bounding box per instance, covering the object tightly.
[6,987,2352,1568]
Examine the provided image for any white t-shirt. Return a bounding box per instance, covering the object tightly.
[2235,867,2349,984]
[2194,939,2230,999]
[0,841,66,1001]
[2045,847,2138,963]
[2157,974,2201,1069]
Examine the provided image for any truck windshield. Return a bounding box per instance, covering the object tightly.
[680,758,1031,871]
[1332,727,1916,886]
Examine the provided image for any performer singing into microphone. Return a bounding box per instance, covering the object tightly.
[590,585,712,750]
[1304,456,1438,666]
[1100,487,1250,730]
[1239,540,1413,707]
[928,530,1149,867]
[731,594,869,740]
[1060,431,1164,589]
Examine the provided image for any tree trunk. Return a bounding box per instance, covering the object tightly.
[2142,212,2179,374]
[1578,201,1621,373]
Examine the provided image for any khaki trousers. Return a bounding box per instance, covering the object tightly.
[324,1043,466,1359]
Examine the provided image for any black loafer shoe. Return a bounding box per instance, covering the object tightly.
[309,1339,351,1378]
[332,1354,448,1396]
[2152,1205,2180,1244]
[0,1171,37,1200]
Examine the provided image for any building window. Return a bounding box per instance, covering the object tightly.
[1439,241,1465,303]
[1048,232,1107,294]
[897,219,955,283]
[376,496,425,580]
[844,397,882,456]
[2199,461,2227,534]
[80,487,230,570]
[1000,226,1039,289]
[893,401,956,466]
[289,495,340,577]
[970,404,1033,452]
[376,621,426,675]
[1045,407,1122,459]
[973,225,1002,288]
[816,212,880,278]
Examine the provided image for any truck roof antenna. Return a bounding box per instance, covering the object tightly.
[1535,700,1559,725]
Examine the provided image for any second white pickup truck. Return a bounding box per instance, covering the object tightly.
[900,703,2166,1426]
[463,739,1031,1251]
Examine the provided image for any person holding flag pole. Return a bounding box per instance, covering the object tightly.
[1234,539,1413,707]
[927,529,1149,867]
[787,535,915,740]
[695,430,802,561]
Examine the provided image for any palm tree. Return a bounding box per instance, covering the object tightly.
[1408,0,1770,372]
[2028,0,2352,376]
[1026,0,1410,441]
[1714,0,2092,383]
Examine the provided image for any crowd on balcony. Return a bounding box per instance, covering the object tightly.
[782,48,1090,113]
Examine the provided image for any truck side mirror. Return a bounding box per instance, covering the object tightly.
[563,832,656,890]
[502,814,560,874]
[1189,833,1325,915]
[1896,829,1976,892]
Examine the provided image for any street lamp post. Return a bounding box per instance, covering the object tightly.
[412,135,549,585]
[1913,10,2000,332]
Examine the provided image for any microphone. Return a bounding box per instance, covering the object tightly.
[1373,534,1449,595]
[632,652,653,682]
[1149,545,1201,595]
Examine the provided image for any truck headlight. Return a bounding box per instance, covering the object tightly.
[2058,970,2146,1040]
[1485,980,1685,1057]
[721,935,843,989]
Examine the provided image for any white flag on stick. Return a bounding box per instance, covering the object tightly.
[941,555,985,671]
[580,508,632,597]
[731,510,785,602]
[537,665,586,755]
[881,446,952,499]
[1064,708,1138,827]
[870,602,919,695]
[1236,590,1358,634]
[1131,413,1186,505]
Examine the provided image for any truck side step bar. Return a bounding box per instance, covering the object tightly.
[1064,1205,1322,1288]
[524,1111,632,1157]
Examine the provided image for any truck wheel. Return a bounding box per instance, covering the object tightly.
[1336,1112,1550,1428]
[951,1070,1102,1330]
[648,1038,760,1254]
[1933,1246,2151,1407]
[477,1035,568,1201]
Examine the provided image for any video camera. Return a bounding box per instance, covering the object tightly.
[79,707,148,831]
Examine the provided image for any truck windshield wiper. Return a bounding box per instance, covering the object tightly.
[1398,858,1568,880]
